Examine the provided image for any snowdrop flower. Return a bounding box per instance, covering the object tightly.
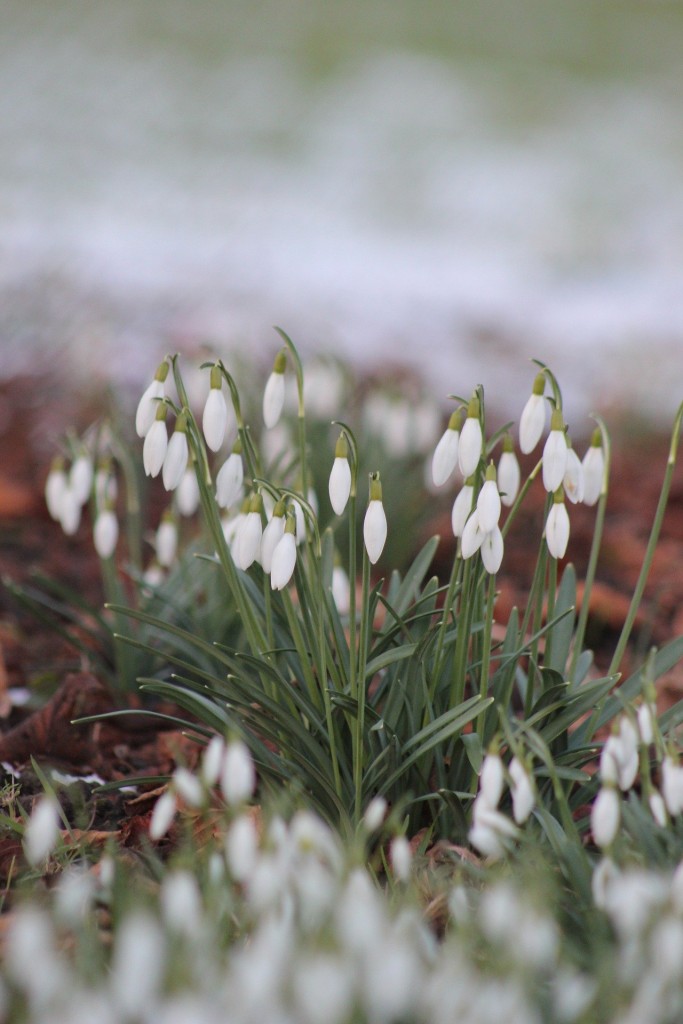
[563,443,584,503]
[221,739,256,805]
[45,457,68,520]
[260,499,286,573]
[172,767,203,807]
[363,473,387,564]
[649,789,668,827]
[431,409,463,487]
[461,508,485,559]
[497,435,520,507]
[59,485,81,536]
[328,433,352,515]
[143,403,168,478]
[479,750,505,808]
[24,796,60,866]
[390,835,412,881]
[176,464,200,516]
[469,802,518,861]
[271,516,298,590]
[149,790,177,840]
[458,394,483,477]
[481,526,504,574]
[202,364,229,452]
[162,410,189,491]
[70,451,93,506]
[216,441,244,509]
[156,511,178,568]
[582,429,605,506]
[93,507,118,559]
[637,700,656,746]
[662,755,683,816]
[545,490,570,559]
[226,813,259,882]
[591,783,620,849]
[542,409,568,493]
[135,359,169,438]
[477,463,501,533]
[201,735,226,786]
[363,795,388,832]
[519,372,547,453]
[110,912,165,1019]
[161,870,202,937]
[263,349,286,429]
[451,477,475,538]
[331,564,351,615]
[236,493,264,570]
[600,717,638,792]
[509,756,535,824]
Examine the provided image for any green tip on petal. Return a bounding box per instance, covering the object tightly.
[550,408,565,432]
[335,433,349,459]
[273,349,287,375]
[485,461,497,482]
[248,493,263,514]
[466,395,480,419]
[447,409,463,431]
[154,360,170,383]
[210,364,222,389]
[532,371,545,396]
[502,433,514,453]
[591,427,602,448]
[369,472,383,502]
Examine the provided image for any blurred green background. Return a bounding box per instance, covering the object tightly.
[2,0,682,419]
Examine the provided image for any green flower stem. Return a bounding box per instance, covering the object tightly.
[569,420,611,682]
[348,489,358,701]
[476,572,497,737]
[544,553,558,669]
[100,555,133,695]
[275,327,308,496]
[111,427,144,573]
[607,400,683,677]
[280,583,323,713]
[354,550,372,820]
[451,556,474,708]
[431,548,463,697]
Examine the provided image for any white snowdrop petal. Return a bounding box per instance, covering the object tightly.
[542,430,569,493]
[45,467,68,521]
[363,500,387,564]
[481,527,504,574]
[460,509,484,559]
[479,754,504,808]
[93,509,119,559]
[477,479,502,534]
[331,565,351,614]
[59,486,82,536]
[260,515,286,573]
[271,532,297,590]
[591,786,620,849]
[497,450,520,507]
[237,512,263,570]
[149,790,177,840]
[451,484,474,538]
[263,371,286,429]
[545,502,570,559]
[24,797,60,866]
[143,420,168,478]
[176,467,200,516]
[519,393,547,453]
[156,520,178,568]
[431,428,460,487]
[458,418,483,477]
[70,455,93,506]
[216,453,244,509]
[328,457,352,516]
[221,741,256,805]
[390,836,412,881]
[202,387,228,452]
[563,448,585,504]
[162,431,189,492]
[135,379,164,438]
[582,445,605,506]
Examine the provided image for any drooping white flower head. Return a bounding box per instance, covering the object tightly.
[451,478,475,538]
[497,435,520,507]
[637,700,656,746]
[329,433,352,516]
[59,485,82,536]
[542,408,569,493]
[162,410,189,492]
[143,404,168,478]
[363,473,387,565]
[45,457,68,521]
[156,511,178,568]
[509,756,535,824]
[469,801,518,861]
[236,493,264,570]
[202,364,229,452]
[582,429,605,507]
[363,795,388,832]
[260,499,287,573]
[176,465,200,516]
[216,441,244,510]
[201,735,226,787]
[479,750,504,809]
[263,349,287,429]
[431,409,463,487]
[331,564,351,615]
[135,359,169,438]
[545,491,570,559]
[172,767,204,808]
[389,835,412,882]
[226,813,259,882]
[591,784,620,849]
[649,789,667,827]
[477,462,501,534]
[519,372,547,454]
[271,518,298,590]
[70,451,93,507]
[460,508,484,559]
[93,507,119,559]
[24,796,60,866]
[221,738,256,805]
[481,526,504,574]
[662,755,683,817]
[563,444,585,504]
[458,394,483,478]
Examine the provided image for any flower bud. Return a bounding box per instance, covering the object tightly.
[156,512,178,568]
[563,444,584,503]
[221,739,256,805]
[329,434,352,515]
[363,474,387,564]
[216,442,244,509]
[582,430,604,507]
[202,364,229,452]
[24,797,60,866]
[260,499,286,573]
[331,564,351,615]
[542,409,568,493]
[451,479,474,538]
[431,410,462,487]
[236,494,264,570]
[509,757,535,824]
[162,411,189,491]
[389,835,412,881]
[176,466,200,516]
[519,372,546,454]
[591,784,620,849]
[545,491,570,559]
[263,350,286,429]
[458,395,483,478]
[45,457,68,520]
[477,463,501,533]
[271,518,298,590]
[135,360,169,438]
[70,452,93,506]
[93,508,119,559]
[497,436,520,507]
[143,404,168,478]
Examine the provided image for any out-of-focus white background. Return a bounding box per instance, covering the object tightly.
[2,0,682,422]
